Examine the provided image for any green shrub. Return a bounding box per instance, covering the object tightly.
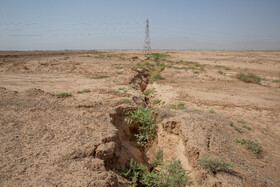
[169,104,177,109]
[209,109,216,113]
[177,103,186,109]
[237,119,246,124]
[151,53,169,59]
[149,71,163,84]
[229,121,243,133]
[198,156,233,173]
[152,99,161,105]
[122,157,189,187]
[242,125,252,130]
[132,61,154,71]
[149,150,163,168]
[187,66,196,70]
[56,92,72,98]
[122,98,131,104]
[236,73,261,84]
[235,138,261,154]
[118,87,128,93]
[169,103,185,110]
[214,65,226,69]
[131,60,164,84]
[126,106,156,146]
[121,159,147,187]
[77,89,91,94]
[171,66,188,70]
[141,159,189,187]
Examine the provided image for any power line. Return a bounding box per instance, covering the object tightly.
[144,18,151,53]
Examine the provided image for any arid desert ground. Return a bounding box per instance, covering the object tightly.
[0,50,279,186]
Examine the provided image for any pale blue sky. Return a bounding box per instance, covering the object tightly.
[1,0,280,50]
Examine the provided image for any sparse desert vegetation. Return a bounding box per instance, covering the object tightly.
[235,138,262,154]
[122,157,189,187]
[169,102,186,110]
[55,92,72,98]
[77,89,91,94]
[0,50,279,186]
[230,121,243,133]
[152,99,162,105]
[242,124,252,130]
[198,156,234,173]
[236,73,261,84]
[209,109,216,113]
[122,98,131,104]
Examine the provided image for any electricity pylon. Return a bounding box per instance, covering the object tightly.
[144,18,151,53]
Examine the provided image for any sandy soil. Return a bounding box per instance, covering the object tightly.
[0,50,279,186]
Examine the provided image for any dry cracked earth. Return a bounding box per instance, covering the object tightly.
[0,50,279,186]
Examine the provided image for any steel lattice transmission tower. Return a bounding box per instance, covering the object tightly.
[144,18,151,53]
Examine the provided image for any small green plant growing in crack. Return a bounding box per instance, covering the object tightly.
[122,98,131,104]
[131,60,164,84]
[141,159,190,187]
[77,89,91,94]
[198,156,234,173]
[121,159,147,187]
[56,92,72,98]
[235,138,261,154]
[149,150,163,168]
[126,106,156,146]
[122,158,189,187]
